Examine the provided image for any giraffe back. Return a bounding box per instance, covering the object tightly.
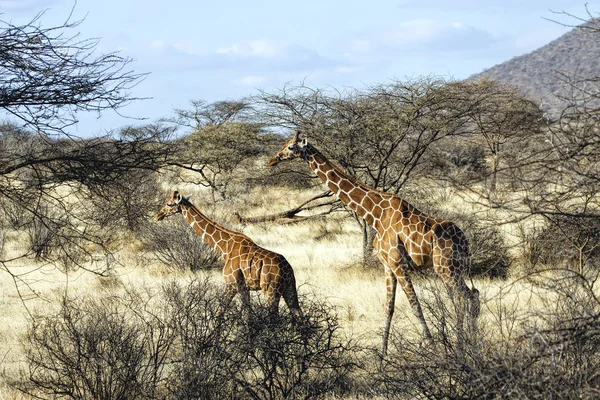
[223,237,297,296]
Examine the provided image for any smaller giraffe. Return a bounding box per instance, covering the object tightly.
[156,191,303,320]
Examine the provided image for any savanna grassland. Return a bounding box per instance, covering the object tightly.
[2,12,600,400]
[1,161,599,399]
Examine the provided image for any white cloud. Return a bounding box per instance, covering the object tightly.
[150,40,166,50]
[217,40,282,57]
[201,40,337,72]
[0,0,57,10]
[129,36,338,79]
[383,19,438,46]
[235,75,267,87]
[382,19,496,51]
[349,39,372,53]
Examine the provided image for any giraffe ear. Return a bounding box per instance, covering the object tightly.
[184,194,192,201]
[300,138,308,147]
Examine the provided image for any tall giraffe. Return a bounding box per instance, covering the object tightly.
[268,131,479,355]
[156,191,303,320]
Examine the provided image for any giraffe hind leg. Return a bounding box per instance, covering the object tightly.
[468,287,480,319]
[283,286,304,324]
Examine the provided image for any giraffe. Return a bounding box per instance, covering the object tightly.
[268,131,479,356]
[156,191,303,321]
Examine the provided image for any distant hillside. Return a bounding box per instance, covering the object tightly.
[470,19,600,115]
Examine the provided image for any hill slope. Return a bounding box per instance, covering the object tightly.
[470,19,600,114]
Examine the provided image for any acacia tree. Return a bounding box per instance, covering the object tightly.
[0,11,174,290]
[520,69,600,273]
[0,11,145,134]
[254,78,525,266]
[166,100,282,201]
[438,80,544,195]
[170,99,251,129]
[473,13,600,275]
[255,79,468,194]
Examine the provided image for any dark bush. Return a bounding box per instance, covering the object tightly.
[0,196,31,229]
[428,140,489,186]
[377,276,600,399]
[141,217,222,271]
[21,280,357,399]
[161,280,244,399]
[524,214,600,274]
[231,298,357,400]
[84,168,163,234]
[462,215,512,278]
[26,202,64,260]
[251,159,317,190]
[23,294,172,399]
[0,224,5,260]
[440,211,512,279]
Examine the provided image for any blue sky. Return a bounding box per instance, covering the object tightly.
[1,0,597,136]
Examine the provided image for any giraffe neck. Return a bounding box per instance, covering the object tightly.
[180,204,238,257]
[303,144,385,228]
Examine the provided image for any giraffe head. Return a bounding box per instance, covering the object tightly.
[156,191,191,221]
[268,130,308,167]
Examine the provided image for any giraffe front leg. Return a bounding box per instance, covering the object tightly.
[239,286,253,324]
[218,284,238,318]
[445,274,480,320]
[382,266,397,358]
[396,269,432,342]
[240,286,251,309]
[264,292,280,317]
[283,286,304,324]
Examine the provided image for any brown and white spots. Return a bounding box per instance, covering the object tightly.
[348,187,366,205]
[372,205,384,220]
[156,191,303,321]
[326,169,341,184]
[361,195,375,211]
[269,131,480,357]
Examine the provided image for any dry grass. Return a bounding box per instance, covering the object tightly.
[0,184,595,398]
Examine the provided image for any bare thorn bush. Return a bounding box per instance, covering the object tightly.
[141,217,222,271]
[232,297,358,399]
[377,275,600,399]
[19,280,358,399]
[524,215,600,274]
